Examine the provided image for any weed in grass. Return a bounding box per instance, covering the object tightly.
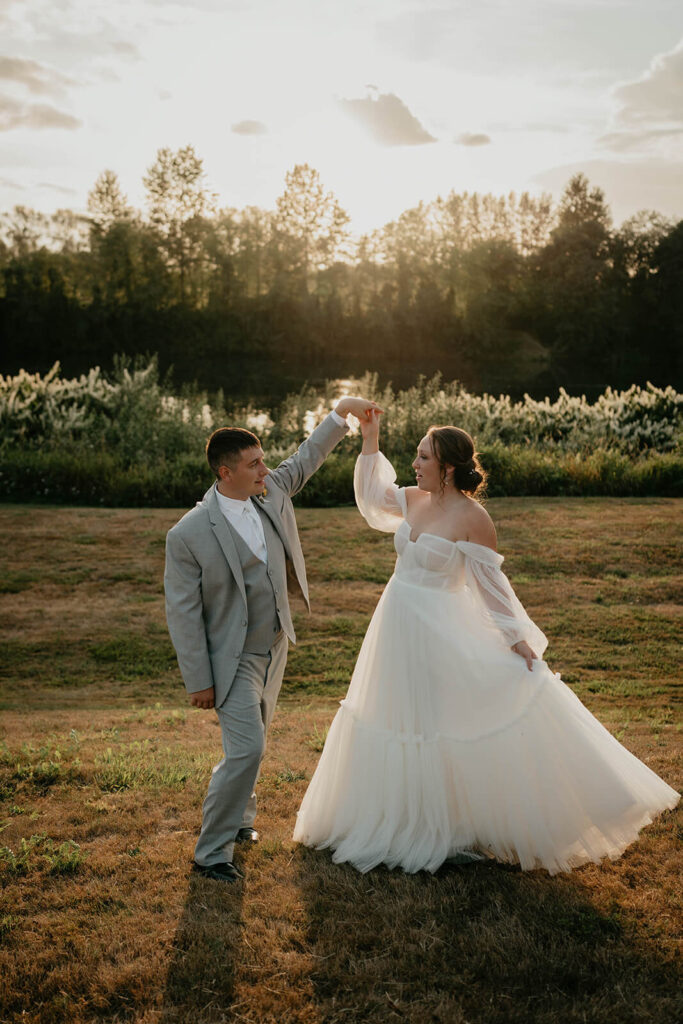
[307,723,330,751]
[0,833,83,876]
[255,838,283,859]
[0,915,16,941]
[262,767,308,790]
[13,759,65,790]
[99,726,120,740]
[0,740,82,798]
[1,835,36,875]
[165,709,187,727]
[43,839,85,874]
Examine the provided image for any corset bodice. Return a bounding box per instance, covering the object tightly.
[393,519,467,591]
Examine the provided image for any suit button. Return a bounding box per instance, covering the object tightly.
[234,651,241,658]
[267,569,273,577]
[242,619,247,626]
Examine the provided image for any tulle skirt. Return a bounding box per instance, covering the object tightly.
[293,575,679,874]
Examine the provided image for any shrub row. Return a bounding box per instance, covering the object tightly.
[2,362,681,458]
[2,445,680,507]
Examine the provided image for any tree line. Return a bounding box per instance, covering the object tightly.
[1,146,681,401]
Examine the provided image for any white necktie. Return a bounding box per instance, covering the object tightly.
[242,504,267,562]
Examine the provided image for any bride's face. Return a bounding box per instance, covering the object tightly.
[412,436,443,491]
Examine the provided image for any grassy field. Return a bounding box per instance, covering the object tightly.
[0,499,681,1024]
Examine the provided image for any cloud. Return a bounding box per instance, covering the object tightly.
[0,57,75,95]
[0,176,25,191]
[375,3,683,82]
[456,132,491,147]
[10,11,142,72]
[0,95,81,131]
[140,0,248,9]
[340,91,436,146]
[600,39,683,153]
[521,122,570,134]
[37,181,78,195]
[612,39,683,126]
[533,158,683,224]
[110,40,139,58]
[231,119,268,136]
[41,27,141,67]
[601,126,683,152]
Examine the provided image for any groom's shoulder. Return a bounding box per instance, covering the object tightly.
[167,497,211,539]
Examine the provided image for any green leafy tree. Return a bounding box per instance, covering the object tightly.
[234,206,272,299]
[535,175,619,388]
[87,171,132,235]
[273,164,350,293]
[143,145,216,304]
[0,206,50,259]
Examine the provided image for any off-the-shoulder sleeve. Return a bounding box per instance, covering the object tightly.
[457,541,548,656]
[354,452,407,534]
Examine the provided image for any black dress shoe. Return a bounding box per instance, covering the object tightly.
[235,827,259,844]
[192,860,244,882]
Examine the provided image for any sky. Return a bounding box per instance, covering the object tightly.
[1,0,682,235]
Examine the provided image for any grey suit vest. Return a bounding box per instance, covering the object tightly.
[224,513,283,654]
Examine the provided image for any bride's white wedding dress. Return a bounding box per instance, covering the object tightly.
[293,452,679,874]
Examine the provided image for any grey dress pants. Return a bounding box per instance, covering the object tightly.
[194,633,288,867]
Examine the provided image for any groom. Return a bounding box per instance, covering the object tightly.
[164,396,379,882]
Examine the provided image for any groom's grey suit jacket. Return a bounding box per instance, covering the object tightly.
[164,413,348,708]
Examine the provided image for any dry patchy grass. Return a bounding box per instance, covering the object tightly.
[0,499,681,1024]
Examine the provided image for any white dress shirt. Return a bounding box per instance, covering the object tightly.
[215,487,268,562]
[214,409,348,563]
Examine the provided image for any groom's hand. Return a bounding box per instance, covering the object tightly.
[190,686,215,709]
[335,397,383,423]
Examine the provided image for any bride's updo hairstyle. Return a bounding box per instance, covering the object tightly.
[427,426,487,498]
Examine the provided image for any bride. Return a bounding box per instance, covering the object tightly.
[293,411,679,874]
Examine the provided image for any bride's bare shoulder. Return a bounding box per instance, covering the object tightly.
[465,499,497,550]
[403,486,423,511]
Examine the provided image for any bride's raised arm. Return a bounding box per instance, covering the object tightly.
[353,410,407,533]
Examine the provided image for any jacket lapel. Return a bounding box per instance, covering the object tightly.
[206,486,247,607]
[252,494,309,608]
[250,495,293,562]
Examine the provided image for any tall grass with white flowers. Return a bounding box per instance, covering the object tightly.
[1,361,680,504]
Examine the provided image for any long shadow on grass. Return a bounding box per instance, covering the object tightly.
[294,848,681,1024]
[159,873,244,1023]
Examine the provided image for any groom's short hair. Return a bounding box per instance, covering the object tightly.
[206,427,261,477]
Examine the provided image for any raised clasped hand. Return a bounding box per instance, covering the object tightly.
[359,407,382,439]
[336,397,384,424]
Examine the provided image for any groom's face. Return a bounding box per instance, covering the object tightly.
[220,445,269,499]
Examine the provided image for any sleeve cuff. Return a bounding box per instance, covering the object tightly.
[330,409,348,427]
